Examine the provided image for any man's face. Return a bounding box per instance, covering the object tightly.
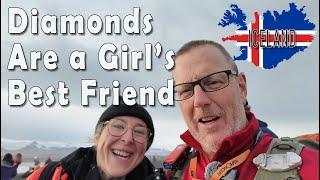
[173,45,248,156]
[95,116,148,178]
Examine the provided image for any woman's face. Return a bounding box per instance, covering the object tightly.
[95,116,149,178]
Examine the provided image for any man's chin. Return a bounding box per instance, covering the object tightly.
[200,138,221,155]
[190,129,226,151]
[196,132,230,154]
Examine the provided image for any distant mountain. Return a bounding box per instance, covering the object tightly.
[20,141,47,151]
[1,139,171,162]
[1,140,77,161]
[146,148,171,157]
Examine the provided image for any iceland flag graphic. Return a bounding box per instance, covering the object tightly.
[218,3,316,69]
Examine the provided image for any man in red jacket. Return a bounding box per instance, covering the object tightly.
[168,40,319,179]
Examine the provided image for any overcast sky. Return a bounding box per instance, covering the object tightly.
[1,0,319,151]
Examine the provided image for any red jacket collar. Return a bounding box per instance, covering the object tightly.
[180,112,260,163]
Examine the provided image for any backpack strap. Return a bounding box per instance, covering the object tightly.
[267,137,304,154]
[163,144,197,180]
[254,137,304,180]
[170,150,198,180]
[296,139,319,150]
[39,161,60,180]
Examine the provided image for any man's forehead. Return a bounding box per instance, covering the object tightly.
[175,45,230,66]
[173,46,231,77]
[177,44,226,58]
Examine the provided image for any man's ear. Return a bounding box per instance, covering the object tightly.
[238,72,247,105]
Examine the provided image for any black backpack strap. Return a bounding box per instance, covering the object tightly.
[39,161,60,180]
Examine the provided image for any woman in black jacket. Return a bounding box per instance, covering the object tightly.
[27,97,164,180]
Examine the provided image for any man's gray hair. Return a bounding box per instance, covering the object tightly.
[175,40,239,74]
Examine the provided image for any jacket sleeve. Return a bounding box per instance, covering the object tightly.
[11,166,18,178]
[298,146,319,180]
[9,164,19,178]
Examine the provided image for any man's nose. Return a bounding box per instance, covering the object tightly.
[193,85,211,108]
[121,129,134,144]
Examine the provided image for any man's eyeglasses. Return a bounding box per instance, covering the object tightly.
[102,118,152,143]
[174,70,238,101]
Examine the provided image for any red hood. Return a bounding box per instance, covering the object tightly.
[180,111,260,163]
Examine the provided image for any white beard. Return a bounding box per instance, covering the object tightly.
[191,104,248,157]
